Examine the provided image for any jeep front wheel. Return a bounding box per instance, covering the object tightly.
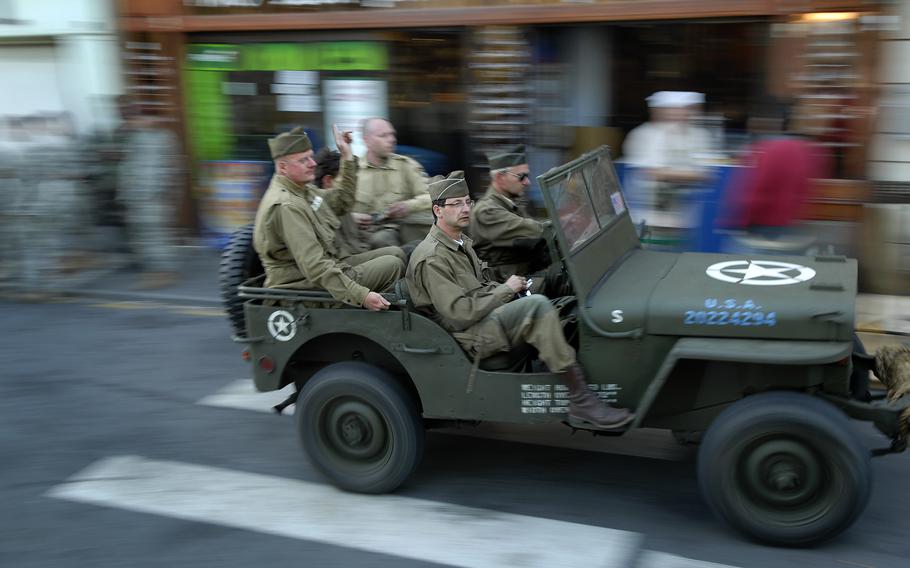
[697,391,871,546]
[297,362,424,494]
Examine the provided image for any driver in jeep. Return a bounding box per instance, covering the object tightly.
[406,171,634,430]
[469,145,551,293]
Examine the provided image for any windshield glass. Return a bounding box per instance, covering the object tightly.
[550,153,626,252]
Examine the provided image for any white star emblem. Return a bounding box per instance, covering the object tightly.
[267,310,297,341]
[705,260,816,286]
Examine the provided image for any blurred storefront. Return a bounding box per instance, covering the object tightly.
[117,0,895,256]
[1,0,122,135]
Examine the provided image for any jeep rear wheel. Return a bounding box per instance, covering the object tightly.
[698,391,871,546]
[297,362,424,494]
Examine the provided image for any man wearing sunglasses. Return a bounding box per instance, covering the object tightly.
[407,171,634,431]
[470,145,549,289]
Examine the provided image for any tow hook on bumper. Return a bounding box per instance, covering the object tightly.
[817,393,910,456]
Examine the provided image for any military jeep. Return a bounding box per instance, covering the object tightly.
[220,146,910,547]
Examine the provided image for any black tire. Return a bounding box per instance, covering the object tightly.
[697,392,871,546]
[297,362,424,494]
[219,223,263,336]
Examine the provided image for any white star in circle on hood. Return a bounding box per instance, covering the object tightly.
[705,260,817,286]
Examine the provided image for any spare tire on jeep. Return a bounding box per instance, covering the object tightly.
[219,223,264,337]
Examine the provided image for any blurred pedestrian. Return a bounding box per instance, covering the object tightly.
[623,91,713,216]
[720,104,832,247]
[18,113,91,292]
[0,117,24,281]
[117,103,181,289]
[352,118,432,250]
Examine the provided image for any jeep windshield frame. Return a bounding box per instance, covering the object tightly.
[537,146,641,300]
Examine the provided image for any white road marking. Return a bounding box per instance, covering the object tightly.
[197,379,296,415]
[47,455,642,568]
[197,380,693,461]
[638,551,742,568]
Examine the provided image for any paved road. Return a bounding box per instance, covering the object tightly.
[2,298,908,568]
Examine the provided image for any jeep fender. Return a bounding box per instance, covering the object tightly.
[634,338,853,428]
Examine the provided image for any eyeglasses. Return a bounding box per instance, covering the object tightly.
[507,171,530,182]
[440,199,475,209]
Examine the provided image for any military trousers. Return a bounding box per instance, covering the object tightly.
[366,212,433,249]
[342,254,405,295]
[457,294,576,373]
[343,246,406,268]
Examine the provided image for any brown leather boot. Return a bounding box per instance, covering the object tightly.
[562,364,635,430]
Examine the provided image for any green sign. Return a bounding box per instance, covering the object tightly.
[185,42,388,71]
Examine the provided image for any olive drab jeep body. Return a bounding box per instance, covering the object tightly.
[221,146,910,547]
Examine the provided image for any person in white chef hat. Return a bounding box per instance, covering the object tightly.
[622,91,714,224]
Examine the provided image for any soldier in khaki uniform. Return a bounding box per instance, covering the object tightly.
[352,118,432,249]
[406,171,634,430]
[253,125,403,311]
[470,144,549,286]
[313,147,406,267]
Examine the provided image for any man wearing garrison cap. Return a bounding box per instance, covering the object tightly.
[469,144,549,286]
[252,125,404,311]
[406,171,634,431]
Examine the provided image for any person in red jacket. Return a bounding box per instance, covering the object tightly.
[722,109,831,239]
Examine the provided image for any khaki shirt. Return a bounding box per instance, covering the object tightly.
[406,224,514,332]
[469,186,543,275]
[253,158,369,306]
[354,153,430,216]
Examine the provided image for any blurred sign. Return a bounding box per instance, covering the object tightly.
[185,43,387,71]
[273,70,320,112]
[196,161,272,248]
[322,79,388,158]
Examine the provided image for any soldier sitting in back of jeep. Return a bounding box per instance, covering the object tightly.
[252,125,404,312]
[406,171,634,430]
[313,147,407,267]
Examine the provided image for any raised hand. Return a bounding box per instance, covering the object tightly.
[333,123,353,160]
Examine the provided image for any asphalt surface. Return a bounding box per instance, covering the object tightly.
[2,297,909,568]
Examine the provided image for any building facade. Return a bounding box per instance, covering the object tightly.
[0,0,123,135]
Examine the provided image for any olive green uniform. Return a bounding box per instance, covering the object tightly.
[470,186,545,282]
[320,200,406,267]
[355,153,432,247]
[253,158,403,306]
[407,224,575,372]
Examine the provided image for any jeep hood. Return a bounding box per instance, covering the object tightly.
[586,251,856,342]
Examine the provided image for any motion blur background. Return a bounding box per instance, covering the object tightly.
[1,0,909,293]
